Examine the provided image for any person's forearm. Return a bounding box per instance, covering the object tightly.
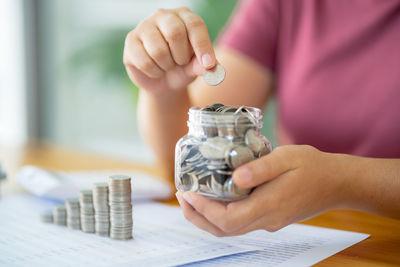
[137,89,191,177]
[338,153,400,218]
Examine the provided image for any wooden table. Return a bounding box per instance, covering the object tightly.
[1,142,399,266]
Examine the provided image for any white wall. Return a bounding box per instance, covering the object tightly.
[38,0,193,164]
[0,0,28,145]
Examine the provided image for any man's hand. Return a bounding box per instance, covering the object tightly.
[176,145,350,236]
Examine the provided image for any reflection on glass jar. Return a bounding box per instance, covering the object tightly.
[175,103,272,201]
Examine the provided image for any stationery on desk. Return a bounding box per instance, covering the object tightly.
[0,190,369,267]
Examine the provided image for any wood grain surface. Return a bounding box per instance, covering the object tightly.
[1,142,399,266]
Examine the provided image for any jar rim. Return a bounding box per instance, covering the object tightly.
[187,105,263,133]
[188,106,262,117]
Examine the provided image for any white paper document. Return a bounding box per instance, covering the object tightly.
[16,165,173,201]
[183,224,368,267]
[0,195,369,267]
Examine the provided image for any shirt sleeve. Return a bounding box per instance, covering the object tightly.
[217,0,279,71]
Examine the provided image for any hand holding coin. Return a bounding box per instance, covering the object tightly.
[124,7,222,93]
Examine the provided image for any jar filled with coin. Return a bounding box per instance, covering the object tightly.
[175,103,272,201]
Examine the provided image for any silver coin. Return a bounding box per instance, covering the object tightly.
[53,204,67,226]
[203,64,226,86]
[210,174,224,193]
[217,125,236,137]
[216,105,236,113]
[40,210,53,223]
[199,183,213,194]
[234,114,253,137]
[66,197,81,230]
[109,174,133,240]
[185,152,202,163]
[258,142,271,158]
[206,164,224,171]
[180,173,199,192]
[223,177,251,199]
[80,190,95,233]
[226,145,255,169]
[199,137,230,159]
[93,182,110,236]
[244,129,265,155]
[109,174,131,182]
[210,103,224,110]
[215,169,233,175]
[80,190,93,197]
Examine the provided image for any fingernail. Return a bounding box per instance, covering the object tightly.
[234,166,252,185]
[183,192,194,206]
[201,53,213,68]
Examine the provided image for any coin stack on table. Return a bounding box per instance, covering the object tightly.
[108,175,133,240]
[53,204,67,226]
[93,182,110,236]
[40,210,53,223]
[66,197,81,230]
[79,190,95,233]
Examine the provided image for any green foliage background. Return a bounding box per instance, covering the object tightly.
[69,1,238,93]
[68,0,276,145]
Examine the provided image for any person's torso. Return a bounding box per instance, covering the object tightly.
[276,0,400,157]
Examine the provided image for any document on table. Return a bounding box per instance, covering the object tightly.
[0,195,369,267]
[16,165,173,201]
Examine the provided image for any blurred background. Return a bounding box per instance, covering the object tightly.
[0,0,276,165]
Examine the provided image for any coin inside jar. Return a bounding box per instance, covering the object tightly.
[226,145,255,169]
[199,136,230,159]
[245,128,266,155]
[223,177,251,199]
[175,104,272,201]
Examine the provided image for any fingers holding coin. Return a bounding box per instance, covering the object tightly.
[155,11,193,66]
[124,30,164,79]
[139,23,176,72]
[124,7,226,91]
[174,7,216,69]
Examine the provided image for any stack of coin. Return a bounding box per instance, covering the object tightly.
[53,204,67,226]
[79,190,95,233]
[93,182,110,236]
[108,175,133,240]
[40,210,53,223]
[66,198,81,230]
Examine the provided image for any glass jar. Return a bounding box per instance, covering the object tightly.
[175,104,272,201]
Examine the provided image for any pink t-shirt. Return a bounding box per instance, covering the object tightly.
[219,0,400,158]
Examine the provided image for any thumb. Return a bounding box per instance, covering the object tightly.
[232,146,296,188]
[183,56,205,77]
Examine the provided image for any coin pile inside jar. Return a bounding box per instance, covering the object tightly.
[80,190,95,233]
[66,197,81,230]
[109,175,133,240]
[53,204,67,226]
[93,182,110,237]
[176,103,272,201]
